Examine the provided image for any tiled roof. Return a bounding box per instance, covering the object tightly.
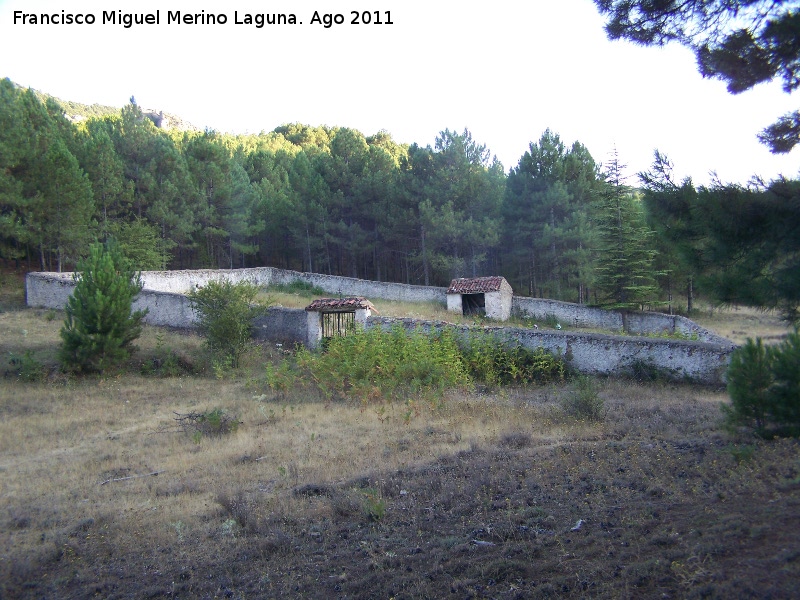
[305,297,377,312]
[447,276,507,294]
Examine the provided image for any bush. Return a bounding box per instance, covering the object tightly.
[561,375,605,421]
[8,350,45,382]
[295,325,470,406]
[459,331,566,386]
[271,327,565,414]
[59,241,147,373]
[140,333,193,377]
[188,280,268,369]
[725,329,800,437]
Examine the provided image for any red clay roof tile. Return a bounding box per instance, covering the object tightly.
[305,297,377,312]
[446,277,507,294]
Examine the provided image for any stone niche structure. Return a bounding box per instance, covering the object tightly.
[447,276,513,321]
[305,297,377,348]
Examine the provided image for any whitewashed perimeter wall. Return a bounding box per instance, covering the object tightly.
[134,267,448,303]
[25,268,735,383]
[367,318,733,385]
[26,267,724,341]
[511,297,730,345]
[25,272,197,328]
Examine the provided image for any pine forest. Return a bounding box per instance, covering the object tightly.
[1,78,798,318]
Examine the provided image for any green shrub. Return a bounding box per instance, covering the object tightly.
[560,375,605,421]
[59,240,147,373]
[724,444,756,464]
[361,488,386,521]
[268,327,566,410]
[140,332,191,377]
[264,358,300,395]
[295,325,470,406]
[725,329,800,437]
[188,280,268,369]
[8,350,45,382]
[459,331,565,386]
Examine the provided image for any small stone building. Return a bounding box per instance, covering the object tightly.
[305,297,377,348]
[446,276,513,321]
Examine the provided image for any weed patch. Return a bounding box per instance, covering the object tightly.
[560,375,606,421]
[294,325,470,407]
[459,331,565,386]
[264,327,565,412]
[7,350,46,382]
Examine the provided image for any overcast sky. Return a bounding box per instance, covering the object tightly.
[1,0,797,185]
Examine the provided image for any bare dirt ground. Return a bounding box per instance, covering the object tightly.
[1,271,798,599]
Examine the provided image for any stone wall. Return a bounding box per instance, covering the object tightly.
[25,268,735,384]
[253,308,309,347]
[28,268,720,341]
[366,317,732,385]
[25,272,199,328]
[133,289,196,327]
[511,296,730,345]
[135,267,447,303]
[24,272,74,310]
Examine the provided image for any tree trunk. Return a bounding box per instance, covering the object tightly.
[421,224,429,287]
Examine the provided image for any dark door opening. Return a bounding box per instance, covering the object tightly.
[462,293,486,316]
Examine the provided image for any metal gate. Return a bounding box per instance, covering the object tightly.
[321,311,356,338]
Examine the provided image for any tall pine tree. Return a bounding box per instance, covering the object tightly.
[593,150,658,309]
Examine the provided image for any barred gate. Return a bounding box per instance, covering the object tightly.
[321,311,356,339]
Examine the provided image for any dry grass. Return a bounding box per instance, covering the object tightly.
[264,284,796,341]
[265,287,480,326]
[1,271,798,598]
[689,303,793,345]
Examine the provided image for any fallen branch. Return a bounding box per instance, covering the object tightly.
[100,470,165,486]
[172,409,240,436]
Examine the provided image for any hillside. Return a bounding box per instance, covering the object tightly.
[12,80,198,131]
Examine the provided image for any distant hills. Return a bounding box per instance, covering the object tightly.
[13,80,198,132]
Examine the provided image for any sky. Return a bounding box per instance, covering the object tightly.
[1,0,798,186]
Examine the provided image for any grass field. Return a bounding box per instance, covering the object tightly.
[1,271,798,599]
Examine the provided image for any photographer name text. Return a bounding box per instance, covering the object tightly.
[12,9,394,29]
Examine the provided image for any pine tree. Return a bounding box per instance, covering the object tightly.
[726,329,800,437]
[34,138,95,271]
[593,151,658,309]
[0,79,27,261]
[59,241,147,373]
[504,131,600,301]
